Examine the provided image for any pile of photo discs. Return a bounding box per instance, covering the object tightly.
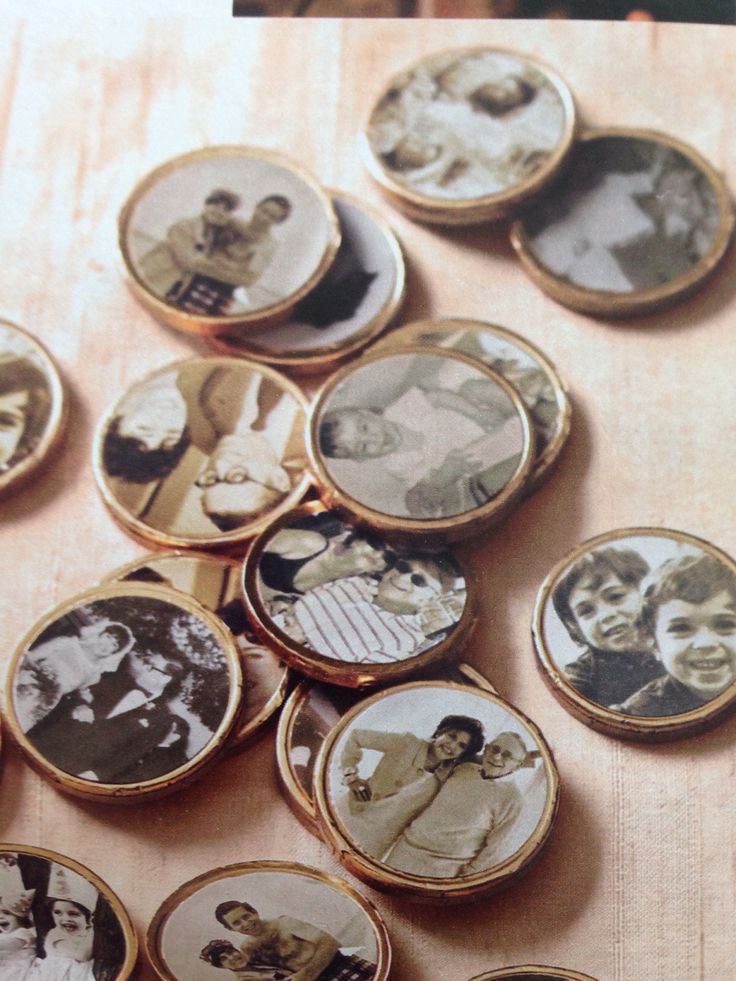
[468,968,600,981]
[118,148,406,373]
[0,843,138,979]
[362,47,735,316]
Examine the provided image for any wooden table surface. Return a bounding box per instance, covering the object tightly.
[2,4,735,979]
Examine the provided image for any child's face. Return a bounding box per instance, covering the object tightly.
[327,409,399,460]
[220,949,249,970]
[0,907,19,932]
[654,589,736,698]
[569,572,644,652]
[52,901,87,934]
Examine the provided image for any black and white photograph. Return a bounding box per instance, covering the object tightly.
[366,48,570,202]
[537,532,736,719]
[520,135,722,295]
[324,686,550,880]
[122,148,337,319]
[154,865,385,981]
[211,194,404,368]
[0,849,131,981]
[12,592,235,786]
[0,322,61,492]
[96,358,308,544]
[254,508,468,665]
[314,350,529,520]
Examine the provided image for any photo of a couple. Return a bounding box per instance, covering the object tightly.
[254,508,468,666]
[540,533,736,718]
[154,866,384,981]
[324,687,550,880]
[98,359,307,543]
[12,590,234,787]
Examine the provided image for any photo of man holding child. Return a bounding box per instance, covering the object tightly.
[538,531,736,720]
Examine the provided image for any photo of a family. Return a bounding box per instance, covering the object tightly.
[12,591,234,786]
[98,359,307,542]
[323,687,550,880]
[123,150,337,319]
[0,850,130,981]
[314,351,529,520]
[520,136,722,295]
[539,533,736,718]
[0,323,59,489]
[254,508,468,665]
[154,866,383,981]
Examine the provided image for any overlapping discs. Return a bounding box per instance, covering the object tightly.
[243,502,477,687]
[6,582,242,800]
[92,357,310,550]
[118,145,340,335]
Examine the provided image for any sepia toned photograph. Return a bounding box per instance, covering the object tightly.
[255,508,468,664]
[0,848,131,980]
[154,864,384,981]
[211,194,404,367]
[122,149,337,320]
[314,350,528,520]
[12,592,234,786]
[469,970,599,981]
[521,135,722,295]
[0,321,61,492]
[109,553,288,744]
[96,358,308,545]
[366,48,570,202]
[538,532,736,719]
[325,686,550,879]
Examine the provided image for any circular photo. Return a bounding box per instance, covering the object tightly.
[244,504,475,686]
[468,968,599,981]
[277,665,497,835]
[103,552,289,749]
[147,862,390,981]
[363,47,575,216]
[534,528,736,737]
[0,844,137,980]
[308,348,534,535]
[376,318,570,490]
[512,130,734,316]
[93,357,310,549]
[0,320,66,496]
[7,583,242,798]
[315,682,558,899]
[119,146,340,333]
[208,191,405,373]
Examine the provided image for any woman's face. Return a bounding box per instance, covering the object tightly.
[220,949,249,970]
[0,907,19,933]
[0,389,29,467]
[430,727,472,762]
[52,901,88,934]
[116,387,187,452]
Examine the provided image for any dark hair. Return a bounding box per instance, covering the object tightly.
[47,898,92,925]
[431,714,485,760]
[214,900,257,928]
[102,417,190,484]
[257,195,291,221]
[469,76,535,116]
[205,188,240,211]
[101,624,133,652]
[552,547,650,647]
[0,357,52,466]
[200,939,238,968]
[642,553,736,634]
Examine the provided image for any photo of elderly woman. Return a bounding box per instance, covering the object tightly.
[0,851,127,981]
[522,136,721,294]
[367,49,568,201]
[316,351,527,520]
[327,687,550,880]
[13,594,232,786]
[157,867,381,981]
[99,359,307,542]
[256,509,468,664]
[0,323,58,488]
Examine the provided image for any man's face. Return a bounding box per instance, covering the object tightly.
[568,572,644,652]
[222,905,260,935]
[375,559,443,614]
[480,734,527,779]
[654,590,736,699]
[254,199,289,225]
[129,652,176,696]
[324,409,399,460]
[203,201,232,226]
